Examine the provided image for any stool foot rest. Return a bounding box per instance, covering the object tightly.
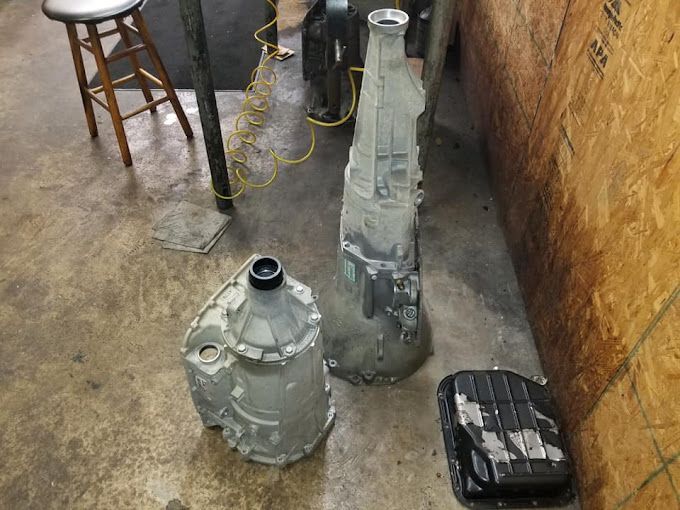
[122,96,170,120]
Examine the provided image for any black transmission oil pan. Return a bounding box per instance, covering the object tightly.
[437,370,574,508]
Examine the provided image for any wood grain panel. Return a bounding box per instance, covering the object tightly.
[629,298,680,460]
[455,0,680,502]
[504,6,548,125]
[487,71,531,223]
[507,0,680,431]
[571,372,659,509]
[622,473,679,510]
[515,0,569,64]
[458,0,507,137]
[668,460,680,502]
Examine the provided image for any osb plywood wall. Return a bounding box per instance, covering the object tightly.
[452,0,680,507]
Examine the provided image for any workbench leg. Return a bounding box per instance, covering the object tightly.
[179,0,233,211]
[417,0,456,172]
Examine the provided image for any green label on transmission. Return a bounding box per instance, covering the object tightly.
[343,258,356,283]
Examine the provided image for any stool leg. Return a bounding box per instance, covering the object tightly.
[131,10,194,139]
[86,23,133,166]
[66,24,98,138]
[115,18,156,113]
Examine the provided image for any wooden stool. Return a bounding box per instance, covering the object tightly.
[42,0,193,166]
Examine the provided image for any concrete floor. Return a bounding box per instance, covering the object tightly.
[0,1,567,509]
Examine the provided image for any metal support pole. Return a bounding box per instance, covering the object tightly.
[264,0,278,54]
[179,0,233,210]
[417,0,456,171]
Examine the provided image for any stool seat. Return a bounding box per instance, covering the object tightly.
[42,0,144,23]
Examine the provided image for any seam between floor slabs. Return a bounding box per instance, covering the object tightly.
[580,285,679,425]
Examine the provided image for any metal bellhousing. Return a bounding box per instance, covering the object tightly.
[321,9,430,385]
[182,255,335,466]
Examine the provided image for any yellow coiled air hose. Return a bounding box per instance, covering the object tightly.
[211,0,402,200]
